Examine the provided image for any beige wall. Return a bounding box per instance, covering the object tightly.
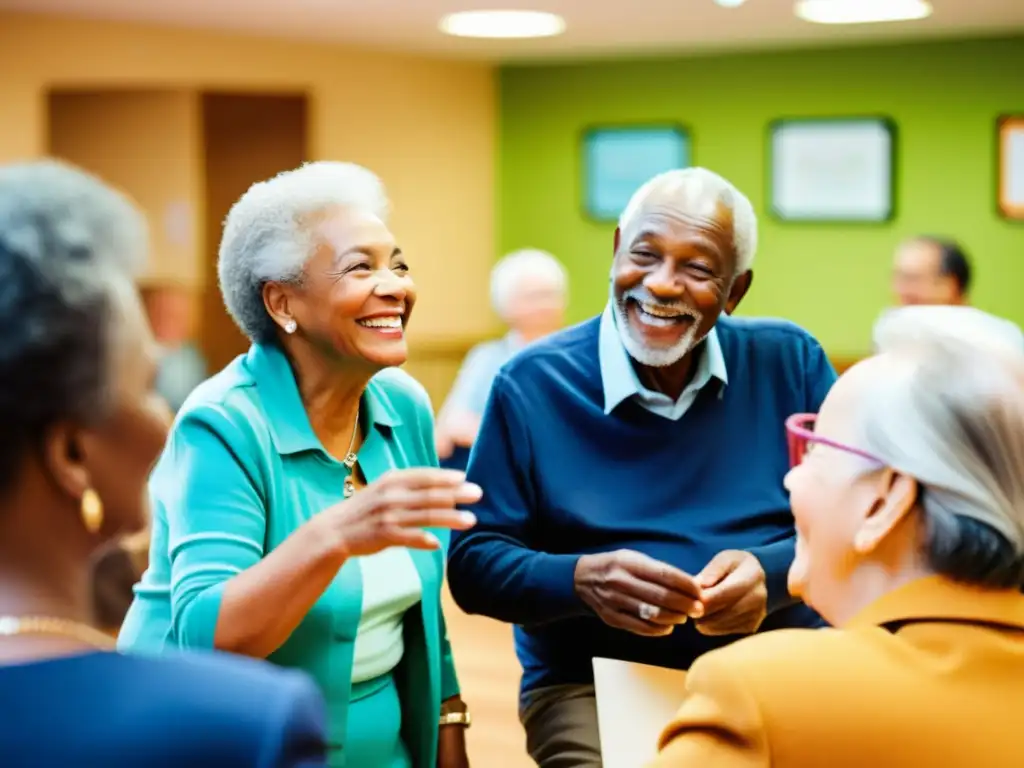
[0,12,498,341]
[49,89,203,287]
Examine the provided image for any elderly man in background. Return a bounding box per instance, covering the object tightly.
[435,248,567,469]
[892,236,971,307]
[447,168,837,767]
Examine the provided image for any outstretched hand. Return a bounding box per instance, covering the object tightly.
[325,468,481,557]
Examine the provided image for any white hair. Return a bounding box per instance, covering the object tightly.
[489,248,567,320]
[0,160,146,281]
[618,167,757,273]
[0,159,148,476]
[218,161,390,341]
[873,305,1023,356]
[859,305,1024,571]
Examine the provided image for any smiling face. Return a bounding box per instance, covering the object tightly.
[783,357,921,625]
[612,201,750,368]
[269,206,415,370]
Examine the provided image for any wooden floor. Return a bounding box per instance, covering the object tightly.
[442,589,533,768]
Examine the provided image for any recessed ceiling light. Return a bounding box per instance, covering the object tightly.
[439,10,566,39]
[795,0,932,24]
[714,0,748,7]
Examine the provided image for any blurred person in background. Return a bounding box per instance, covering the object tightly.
[141,280,209,412]
[119,161,476,768]
[892,236,971,307]
[435,248,567,470]
[652,305,1024,768]
[0,160,326,767]
[448,168,836,767]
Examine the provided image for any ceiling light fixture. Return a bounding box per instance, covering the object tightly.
[795,0,932,24]
[714,0,749,7]
[439,10,566,39]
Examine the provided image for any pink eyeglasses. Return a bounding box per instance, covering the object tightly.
[785,413,882,469]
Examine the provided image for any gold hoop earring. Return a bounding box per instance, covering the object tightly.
[81,489,104,535]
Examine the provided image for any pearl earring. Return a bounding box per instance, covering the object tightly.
[283,319,297,334]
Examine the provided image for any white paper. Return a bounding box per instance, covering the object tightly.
[772,120,893,220]
[593,657,688,768]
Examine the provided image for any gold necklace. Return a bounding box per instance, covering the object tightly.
[0,615,116,650]
[342,405,360,499]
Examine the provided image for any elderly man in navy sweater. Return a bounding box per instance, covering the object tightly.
[447,167,837,767]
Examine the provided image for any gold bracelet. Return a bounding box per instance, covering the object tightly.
[439,711,472,728]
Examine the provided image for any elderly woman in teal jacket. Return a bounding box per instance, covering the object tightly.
[119,161,478,768]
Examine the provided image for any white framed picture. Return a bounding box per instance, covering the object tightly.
[582,124,691,222]
[768,117,896,223]
[998,115,1024,222]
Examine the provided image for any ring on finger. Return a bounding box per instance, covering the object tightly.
[638,602,660,621]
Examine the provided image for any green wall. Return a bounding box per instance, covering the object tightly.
[499,37,1024,357]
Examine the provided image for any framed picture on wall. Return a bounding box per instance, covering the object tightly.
[767,117,896,223]
[581,124,691,222]
[997,115,1024,221]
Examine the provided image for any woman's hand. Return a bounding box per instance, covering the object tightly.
[325,468,481,557]
[438,727,470,768]
[438,696,471,768]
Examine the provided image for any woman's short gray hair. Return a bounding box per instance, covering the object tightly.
[0,159,147,488]
[490,248,567,320]
[618,168,758,274]
[218,161,389,342]
[860,306,1024,588]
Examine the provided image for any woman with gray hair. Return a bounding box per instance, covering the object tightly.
[119,161,476,768]
[651,305,1024,768]
[0,160,327,766]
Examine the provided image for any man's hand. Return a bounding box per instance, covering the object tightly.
[692,550,767,636]
[574,550,704,637]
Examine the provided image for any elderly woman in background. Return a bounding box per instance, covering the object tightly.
[119,161,477,768]
[435,248,566,469]
[0,160,326,766]
[651,305,1024,768]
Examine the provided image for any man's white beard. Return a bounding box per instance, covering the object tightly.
[613,285,703,368]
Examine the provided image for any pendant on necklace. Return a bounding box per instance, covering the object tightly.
[342,452,358,469]
[343,476,356,499]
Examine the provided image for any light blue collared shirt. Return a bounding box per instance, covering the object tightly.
[598,305,728,420]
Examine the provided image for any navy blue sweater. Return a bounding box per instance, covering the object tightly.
[447,315,837,696]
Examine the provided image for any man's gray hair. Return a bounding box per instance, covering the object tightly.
[490,248,567,320]
[0,159,147,486]
[218,161,389,341]
[618,168,758,274]
[860,306,1024,587]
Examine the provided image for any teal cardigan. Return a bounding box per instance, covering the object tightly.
[119,343,460,766]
